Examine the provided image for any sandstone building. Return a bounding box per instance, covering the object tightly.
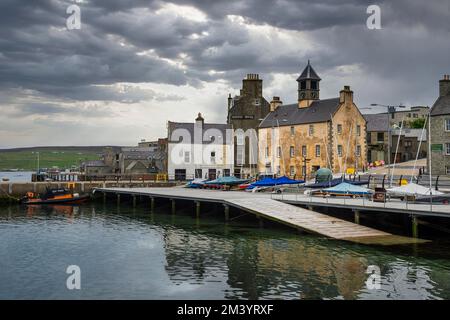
[258,61,367,179]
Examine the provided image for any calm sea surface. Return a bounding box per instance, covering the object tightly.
[1,202,450,300]
[0,171,33,182]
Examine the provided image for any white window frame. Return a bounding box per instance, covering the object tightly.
[337,124,342,135]
[356,125,361,136]
[184,151,190,163]
[315,145,320,157]
[277,146,281,158]
[445,119,450,132]
[290,166,295,177]
[290,146,295,158]
[446,143,450,155]
[302,145,307,157]
[290,126,295,136]
[446,166,450,174]
[337,145,343,157]
[309,125,314,136]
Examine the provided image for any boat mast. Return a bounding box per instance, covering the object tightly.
[428,109,432,195]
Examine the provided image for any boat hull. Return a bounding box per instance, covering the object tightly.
[21,194,90,205]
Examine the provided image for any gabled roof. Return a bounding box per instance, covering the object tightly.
[363,113,390,132]
[259,98,340,128]
[430,95,450,116]
[296,60,321,81]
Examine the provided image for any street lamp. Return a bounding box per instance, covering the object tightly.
[368,103,406,186]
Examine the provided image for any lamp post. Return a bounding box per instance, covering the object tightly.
[367,103,406,186]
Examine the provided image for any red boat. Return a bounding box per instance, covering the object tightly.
[20,188,90,205]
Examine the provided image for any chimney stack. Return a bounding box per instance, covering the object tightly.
[339,85,353,104]
[440,74,450,97]
[270,96,282,112]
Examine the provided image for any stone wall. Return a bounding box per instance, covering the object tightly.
[430,115,450,175]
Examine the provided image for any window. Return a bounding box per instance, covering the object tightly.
[356,125,361,136]
[195,169,202,179]
[315,145,321,157]
[290,146,295,158]
[290,126,295,136]
[337,145,343,157]
[290,166,295,177]
[301,166,306,177]
[445,119,450,131]
[184,151,190,163]
[309,125,314,136]
[210,151,216,164]
[407,113,411,118]
[265,147,269,157]
[446,166,450,175]
[254,99,260,106]
[337,124,342,135]
[236,147,244,165]
[356,145,361,157]
[446,143,450,155]
[300,81,306,90]
[223,169,230,177]
[377,132,384,142]
[277,146,281,158]
[311,81,317,90]
[398,122,402,128]
[405,141,412,147]
[236,133,244,145]
[302,145,307,157]
[413,113,418,118]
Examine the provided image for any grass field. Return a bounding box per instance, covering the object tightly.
[0,148,102,171]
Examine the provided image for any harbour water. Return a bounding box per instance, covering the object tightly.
[1,202,450,300]
[0,171,33,183]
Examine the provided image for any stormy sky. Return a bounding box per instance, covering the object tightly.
[0,0,449,148]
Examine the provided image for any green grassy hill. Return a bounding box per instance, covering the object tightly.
[0,146,116,171]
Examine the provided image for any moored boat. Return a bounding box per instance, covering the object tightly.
[20,188,90,205]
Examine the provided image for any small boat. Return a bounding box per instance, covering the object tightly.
[204,176,249,190]
[321,182,373,197]
[185,179,207,188]
[20,188,90,205]
[2,177,10,182]
[304,178,368,189]
[415,194,450,204]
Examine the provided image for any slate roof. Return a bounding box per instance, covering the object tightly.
[297,61,321,81]
[258,98,340,128]
[168,122,231,144]
[430,95,450,116]
[364,113,390,132]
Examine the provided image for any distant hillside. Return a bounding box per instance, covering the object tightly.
[0,146,122,171]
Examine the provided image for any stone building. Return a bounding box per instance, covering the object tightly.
[389,106,430,128]
[167,113,233,181]
[429,74,450,175]
[364,113,390,164]
[227,74,271,178]
[258,61,367,179]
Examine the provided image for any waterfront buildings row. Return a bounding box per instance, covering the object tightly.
[167,64,450,180]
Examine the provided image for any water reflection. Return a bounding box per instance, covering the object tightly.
[1,203,450,299]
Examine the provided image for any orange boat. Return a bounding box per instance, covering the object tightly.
[21,188,90,205]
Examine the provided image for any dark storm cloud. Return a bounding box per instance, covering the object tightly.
[0,0,449,110]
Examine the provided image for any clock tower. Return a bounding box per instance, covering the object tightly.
[297,60,321,108]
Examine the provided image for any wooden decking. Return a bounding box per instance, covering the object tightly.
[94,187,428,245]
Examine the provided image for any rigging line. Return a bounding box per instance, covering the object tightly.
[410,114,428,183]
[390,115,406,187]
[343,122,354,180]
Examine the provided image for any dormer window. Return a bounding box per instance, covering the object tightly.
[254,99,260,106]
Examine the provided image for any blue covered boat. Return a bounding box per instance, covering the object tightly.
[247,176,304,189]
[322,182,372,196]
[205,176,249,186]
